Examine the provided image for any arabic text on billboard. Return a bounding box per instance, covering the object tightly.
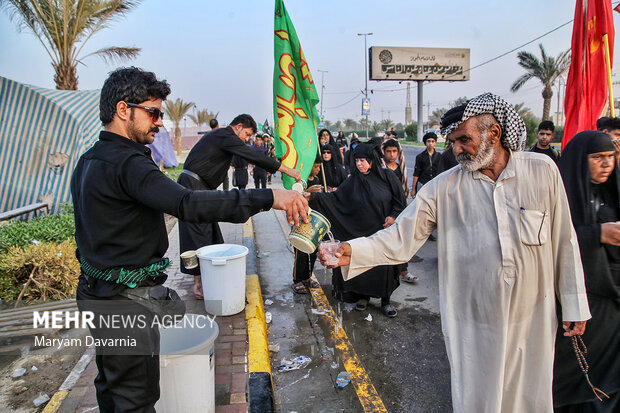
[369,47,470,81]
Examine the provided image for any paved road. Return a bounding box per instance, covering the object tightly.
[261,169,453,412]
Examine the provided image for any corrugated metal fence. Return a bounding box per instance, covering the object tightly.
[0,76,101,216]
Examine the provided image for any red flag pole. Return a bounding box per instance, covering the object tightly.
[603,33,615,118]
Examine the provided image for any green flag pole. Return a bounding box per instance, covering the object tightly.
[307,102,328,193]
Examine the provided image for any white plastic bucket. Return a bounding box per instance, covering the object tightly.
[197,244,249,316]
[155,313,219,413]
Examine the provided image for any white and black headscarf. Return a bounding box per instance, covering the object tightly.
[440,92,527,151]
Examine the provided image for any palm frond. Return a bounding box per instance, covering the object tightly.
[82,46,140,63]
[164,98,196,126]
[511,73,533,92]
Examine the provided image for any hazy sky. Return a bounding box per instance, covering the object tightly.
[1,0,619,128]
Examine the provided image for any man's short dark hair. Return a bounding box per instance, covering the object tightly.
[314,153,323,164]
[537,120,555,132]
[209,118,218,129]
[382,138,399,151]
[597,116,620,132]
[230,114,257,133]
[99,67,171,125]
[423,132,437,143]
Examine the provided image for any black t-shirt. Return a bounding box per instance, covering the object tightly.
[387,164,403,181]
[413,150,440,185]
[529,145,559,163]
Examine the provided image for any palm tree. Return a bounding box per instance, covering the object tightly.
[381,118,394,130]
[343,118,356,131]
[371,121,381,133]
[188,108,218,130]
[324,120,332,130]
[511,44,570,121]
[164,98,195,155]
[512,103,534,119]
[453,96,468,106]
[428,108,447,128]
[1,0,141,90]
[333,120,343,131]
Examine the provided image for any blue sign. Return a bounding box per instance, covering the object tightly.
[361,98,370,116]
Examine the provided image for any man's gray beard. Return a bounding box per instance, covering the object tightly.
[456,131,496,171]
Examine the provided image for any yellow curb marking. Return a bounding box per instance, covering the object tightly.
[246,274,271,373]
[243,218,254,239]
[310,286,388,413]
[41,390,68,413]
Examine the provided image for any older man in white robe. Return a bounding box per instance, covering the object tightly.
[320,93,591,413]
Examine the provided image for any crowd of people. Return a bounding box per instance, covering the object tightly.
[70,66,618,412]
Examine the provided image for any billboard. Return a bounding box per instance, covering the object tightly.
[361,98,370,116]
[369,47,470,81]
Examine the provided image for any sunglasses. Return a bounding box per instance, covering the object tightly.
[125,102,164,121]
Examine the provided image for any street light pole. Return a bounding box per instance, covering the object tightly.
[317,69,328,120]
[358,32,373,139]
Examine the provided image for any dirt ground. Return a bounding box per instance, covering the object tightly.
[0,351,83,412]
[0,215,178,411]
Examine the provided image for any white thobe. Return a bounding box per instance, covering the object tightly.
[344,152,591,413]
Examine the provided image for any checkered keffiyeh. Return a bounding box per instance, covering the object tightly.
[440,93,527,151]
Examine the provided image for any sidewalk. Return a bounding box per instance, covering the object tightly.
[53,220,254,413]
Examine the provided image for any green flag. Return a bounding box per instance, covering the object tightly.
[273,0,319,189]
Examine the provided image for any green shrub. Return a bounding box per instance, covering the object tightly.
[0,239,79,301]
[0,211,75,252]
[162,162,184,182]
[405,123,418,141]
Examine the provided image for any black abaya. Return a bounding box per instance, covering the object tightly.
[554,131,620,411]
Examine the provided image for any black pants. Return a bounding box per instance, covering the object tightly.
[94,354,160,413]
[254,168,267,189]
[293,247,317,283]
[76,278,160,412]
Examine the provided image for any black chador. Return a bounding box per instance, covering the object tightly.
[309,143,406,301]
[553,131,620,412]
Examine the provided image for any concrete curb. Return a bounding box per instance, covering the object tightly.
[41,348,94,413]
[244,218,275,413]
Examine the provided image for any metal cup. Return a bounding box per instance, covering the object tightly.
[180,250,198,269]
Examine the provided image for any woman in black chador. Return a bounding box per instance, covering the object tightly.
[308,143,406,317]
[320,144,347,190]
[553,130,620,413]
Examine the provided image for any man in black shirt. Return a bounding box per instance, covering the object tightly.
[71,67,307,412]
[179,113,301,298]
[411,132,440,197]
[528,120,559,162]
[597,116,620,163]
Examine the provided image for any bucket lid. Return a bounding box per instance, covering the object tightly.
[197,244,249,261]
[159,313,219,355]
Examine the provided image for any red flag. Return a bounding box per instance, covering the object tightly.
[562,0,614,148]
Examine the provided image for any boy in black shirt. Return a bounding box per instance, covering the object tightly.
[528,120,559,163]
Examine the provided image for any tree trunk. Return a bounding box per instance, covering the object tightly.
[542,86,553,121]
[175,126,182,156]
[53,60,78,90]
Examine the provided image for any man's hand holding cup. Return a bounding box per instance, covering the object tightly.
[318,241,352,268]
